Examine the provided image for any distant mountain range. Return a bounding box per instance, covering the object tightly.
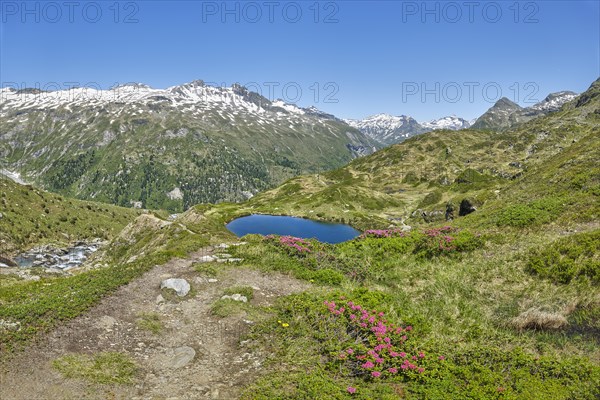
[0,80,377,211]
[0,79,580,211]
[345,91,577,145]
[344,114,471,146]
[470,91,577,130]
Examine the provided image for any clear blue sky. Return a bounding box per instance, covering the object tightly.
[1,1,598,121]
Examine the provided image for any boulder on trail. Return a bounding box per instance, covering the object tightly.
[160,278,191,297]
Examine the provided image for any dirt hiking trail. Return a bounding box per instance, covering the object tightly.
[0,245,309,399]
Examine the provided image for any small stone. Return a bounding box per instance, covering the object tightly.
[160,278,191,297]
[156,294,165,304]
[197,255,215,263]
[0,319,21,331]
[208,278,218,283]
[221,294,248,303]
[166,346,196,369]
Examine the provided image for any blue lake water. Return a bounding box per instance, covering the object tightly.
[226,214,360,244]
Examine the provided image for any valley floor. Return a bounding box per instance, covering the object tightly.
[0,246,309,400]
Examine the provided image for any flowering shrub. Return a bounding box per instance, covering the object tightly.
[323,299,442,383]
[413,227,483,258]
[421,226,459,252]
[356,225,482,259]
[265,235,312,255]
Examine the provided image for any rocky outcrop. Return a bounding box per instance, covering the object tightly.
[0,255,17,267]
[459,199,477,216]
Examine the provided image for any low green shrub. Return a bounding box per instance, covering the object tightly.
[496,197,565,228]
[526,230,600,284]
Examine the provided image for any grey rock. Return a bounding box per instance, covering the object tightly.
[166,346,196,369]
[160,278,191,297]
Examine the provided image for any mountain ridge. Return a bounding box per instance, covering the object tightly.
[472,91,577,130]
[0,80,378,211]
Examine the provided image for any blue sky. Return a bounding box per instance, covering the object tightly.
[1,1,598,121]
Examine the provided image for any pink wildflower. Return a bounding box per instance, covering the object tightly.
[347,387,356,394]
[362,361,375,369]
[371,371,381,378]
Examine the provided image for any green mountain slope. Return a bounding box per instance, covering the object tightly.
[0,177,138,254]
[0,82,377,212]
[240,78,599,229]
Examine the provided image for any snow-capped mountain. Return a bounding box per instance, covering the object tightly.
[0,81,336,121]
[347,90,578,144]
[0,80,377,211]
[344,114,427,146]
[529,91,577,112]
[471,91,578,130]
[345,114,471,146]
[421,116,471,131]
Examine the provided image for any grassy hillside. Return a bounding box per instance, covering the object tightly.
[240,78,600,231]
[187,78,599,397]
[0,79,598,398]
[0,177,139,253]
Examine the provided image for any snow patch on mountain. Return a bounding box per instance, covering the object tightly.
[345,114,471,146]
[421,116,471,131]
